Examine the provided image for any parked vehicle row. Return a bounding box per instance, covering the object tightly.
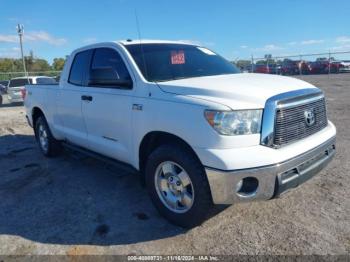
[242,59,350,75]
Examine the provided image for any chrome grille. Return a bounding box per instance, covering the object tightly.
[273,98,328,146]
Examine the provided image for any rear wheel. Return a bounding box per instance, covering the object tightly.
[145,144,212,228]
[0,95,2,106]
[35,116,62,157]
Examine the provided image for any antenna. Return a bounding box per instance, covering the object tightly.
[134,9,149,80]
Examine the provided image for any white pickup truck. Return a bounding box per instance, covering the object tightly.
[24,40,336,227]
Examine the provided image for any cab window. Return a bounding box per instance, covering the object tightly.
[68,50,93,86]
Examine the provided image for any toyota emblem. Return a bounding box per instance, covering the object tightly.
[304,109,315,126]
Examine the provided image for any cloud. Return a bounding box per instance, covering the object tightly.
[336,36,350,44]
[178,39,203,46]
[0,52,18,58]
[330,44,350,51]
[0,34,18,43]
[0,47,21,58]
[287,41,297,46]
[0,31,67,46]
[177,40,215,47]
[25,31,67,45]
[253,44,283,52]
[83,37,97,44]
[240,45,248,49]
[300,39,324,45]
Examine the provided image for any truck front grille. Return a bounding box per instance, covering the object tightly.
[273,98,328,146]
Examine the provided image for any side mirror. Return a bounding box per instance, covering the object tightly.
[88,67,132,88]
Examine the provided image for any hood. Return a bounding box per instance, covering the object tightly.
[157,73,317,109]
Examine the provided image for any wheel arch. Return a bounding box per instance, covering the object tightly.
[31,107,45,132]
[138,131,203,174]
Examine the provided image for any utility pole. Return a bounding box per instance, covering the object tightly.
[17,24,28,77]
[328,50,331,76]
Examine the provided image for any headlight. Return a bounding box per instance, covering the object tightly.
[204,109,263,136]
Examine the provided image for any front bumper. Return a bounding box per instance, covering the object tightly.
[205,136,336,204]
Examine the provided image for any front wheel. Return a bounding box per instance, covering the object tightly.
[145,144,213,228]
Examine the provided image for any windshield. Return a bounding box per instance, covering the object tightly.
[125,43,239,82]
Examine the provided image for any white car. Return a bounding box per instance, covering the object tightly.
[24,40,336,227]
[7,76,56,104]
[339,60,350,73]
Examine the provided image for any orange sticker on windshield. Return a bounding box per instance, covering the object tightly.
[171,50,185,64]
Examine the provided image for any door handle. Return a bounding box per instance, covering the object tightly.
[81,95,93,101]
[132,104,143,111]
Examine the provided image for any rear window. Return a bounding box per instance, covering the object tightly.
[9,78,33,87]
[36,77,57,85]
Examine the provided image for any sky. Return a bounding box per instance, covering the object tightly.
[0,0,350,63]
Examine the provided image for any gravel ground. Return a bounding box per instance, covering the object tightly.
[0,74,349,255]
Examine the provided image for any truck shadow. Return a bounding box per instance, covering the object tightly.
[0,101,24,108]
[0,134,196,246]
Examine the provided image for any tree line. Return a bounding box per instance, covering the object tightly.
[0,51,66,73]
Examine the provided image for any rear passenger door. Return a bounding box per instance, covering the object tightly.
[81,47,135,164]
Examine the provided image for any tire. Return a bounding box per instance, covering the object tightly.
[0,95,2,106]
[145,144,213,228]
[35,116,62,157]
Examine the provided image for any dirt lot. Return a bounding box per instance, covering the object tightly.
[0,74,349,255]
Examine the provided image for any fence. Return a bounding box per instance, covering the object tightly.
[236,50,350,75]
[1,50,350,81]
[0,71,61,81]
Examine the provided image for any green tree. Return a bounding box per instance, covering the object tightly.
[0,58,16,72]
[52,58,66,71]
[235,60,251,68]
[32,59,51,72]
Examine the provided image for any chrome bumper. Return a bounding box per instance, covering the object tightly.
[205,137,336,204]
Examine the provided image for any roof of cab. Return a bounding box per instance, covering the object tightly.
[72,40,199,54]
[118,39,198,46]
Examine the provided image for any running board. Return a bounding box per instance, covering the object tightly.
[62,142,138,175]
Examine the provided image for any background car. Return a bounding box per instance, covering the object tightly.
[253,64,269,74]
[0,84,6,93]
[7,76,57,104]
[0,84,6,106]
[308,61,327,74]
[253,64,278,74]
[0,80,9,93]
[297,60,310,74]
[307,61,339,74]
[339,60,350,73]
[330,61,341,73]
[281,60,300,75]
